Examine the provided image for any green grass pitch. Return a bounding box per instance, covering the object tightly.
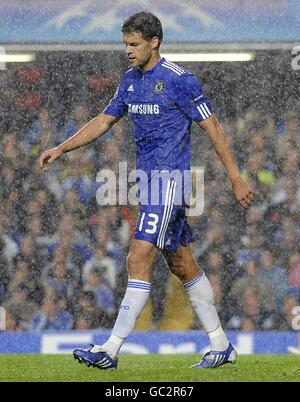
[0,354,299,382]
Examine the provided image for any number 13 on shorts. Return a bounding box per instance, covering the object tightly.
[138,212,159,234]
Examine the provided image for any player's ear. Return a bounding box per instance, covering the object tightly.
[151,36,160,50]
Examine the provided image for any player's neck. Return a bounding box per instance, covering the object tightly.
[140,53,161,73]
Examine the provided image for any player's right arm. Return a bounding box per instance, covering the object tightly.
[39,113,119,170]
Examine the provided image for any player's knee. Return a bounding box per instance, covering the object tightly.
[173,253,192,269]
[171,257,187,281]
[126,251,136,272]
[172,253,200,282]
[127,249,148,267]
[126,250,151,278]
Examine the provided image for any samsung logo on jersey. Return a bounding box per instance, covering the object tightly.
[129,104,160,115]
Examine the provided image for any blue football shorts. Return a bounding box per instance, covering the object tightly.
[134,179,194,252]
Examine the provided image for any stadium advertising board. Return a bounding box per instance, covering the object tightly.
[0,331,298,354]
[0,0,299,44]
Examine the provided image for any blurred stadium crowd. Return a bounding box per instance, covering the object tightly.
[0,53,299,332]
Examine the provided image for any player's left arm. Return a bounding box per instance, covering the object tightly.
[199,116,255,209]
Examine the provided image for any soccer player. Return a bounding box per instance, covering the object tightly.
[39,11,255,369]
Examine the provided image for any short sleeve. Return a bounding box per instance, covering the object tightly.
[104,75,128,117]
[171,74,213,122]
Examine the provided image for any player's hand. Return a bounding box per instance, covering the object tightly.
[231,176,255,210]
[39,146,63,171]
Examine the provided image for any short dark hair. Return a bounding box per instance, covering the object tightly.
[122,11,163,45]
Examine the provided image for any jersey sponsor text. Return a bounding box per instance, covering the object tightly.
[129,104,160,115]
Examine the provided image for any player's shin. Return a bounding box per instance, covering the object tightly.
[184,274,229,351]
[99,279,152,358]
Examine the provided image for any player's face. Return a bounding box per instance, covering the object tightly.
[123,32,158,71]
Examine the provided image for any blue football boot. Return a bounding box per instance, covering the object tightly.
[191,343,237,368]
[73,344,118,370]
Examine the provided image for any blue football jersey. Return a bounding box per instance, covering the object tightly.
[104,57,212,175]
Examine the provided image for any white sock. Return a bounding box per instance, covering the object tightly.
[184,274,229,352]
[94,279,151,358]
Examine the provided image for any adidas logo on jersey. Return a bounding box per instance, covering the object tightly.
[165,238,172,246]
[127,85,134,92]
